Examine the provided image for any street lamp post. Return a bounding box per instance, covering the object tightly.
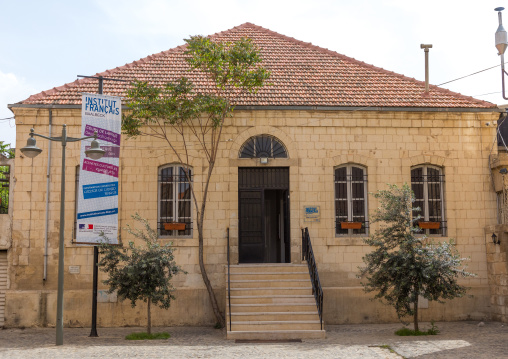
[494,7,508,99]
[20,125,105,346]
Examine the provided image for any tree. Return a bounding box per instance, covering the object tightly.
[98,213,185,334]
[122,35,270,326]
[0,141,14,159]
[359,183,474,331]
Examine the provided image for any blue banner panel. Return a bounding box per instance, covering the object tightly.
[83,182,118,200]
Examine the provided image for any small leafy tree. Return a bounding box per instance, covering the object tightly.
[122,35,270,325]
[98,214,185,334]
[359,184,474,331]
[0,141,14,159]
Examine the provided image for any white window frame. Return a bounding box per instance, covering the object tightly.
[334,164,368,236]
[158,164,193,237]
[411,165,446,236]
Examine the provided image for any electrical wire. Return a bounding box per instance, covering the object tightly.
[473,91,500,97]
[0,116,14,121]
[437,63,506,87]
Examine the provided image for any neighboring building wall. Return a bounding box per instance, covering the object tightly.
[5,107,499,327]
[0,156,13,249]
[0,155,14,328]
[485,228,508,322]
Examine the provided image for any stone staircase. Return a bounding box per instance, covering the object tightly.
[226,264,325,340]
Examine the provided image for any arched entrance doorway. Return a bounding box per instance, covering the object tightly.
[237,135,290,263]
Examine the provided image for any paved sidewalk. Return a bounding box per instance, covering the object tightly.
[0,321,506,358]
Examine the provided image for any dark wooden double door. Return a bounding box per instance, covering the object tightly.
[238,168,290,263]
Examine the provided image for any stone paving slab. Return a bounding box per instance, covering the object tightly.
[0,321,506,358]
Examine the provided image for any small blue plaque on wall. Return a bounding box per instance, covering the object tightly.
[304,206,320,222]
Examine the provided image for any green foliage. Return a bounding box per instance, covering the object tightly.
[98,213,185,333]
[0,141,14,159]
[122,36,270,143]
[0,165,10,213]
[125,332,170,340]
[428,320,440,335]
[123,78,228,139]
[184,35,270,91]
[395,321,440,336]
[359,184,474,330]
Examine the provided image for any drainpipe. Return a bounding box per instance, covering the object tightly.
[420,44,433,93]
[43,110,52,281]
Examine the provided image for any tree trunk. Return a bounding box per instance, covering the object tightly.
[195,162,225,327]
[198,225,225,326]
[147,300,151,335]
[413,297,419,332]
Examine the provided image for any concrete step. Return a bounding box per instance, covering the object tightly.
[228,279,310,288]
[229,312,319,321]
[230,320,322,331]
[227,303,317,313]
[226,330,326,340]
[228,264,308,274]
[229,295,315,305]
[225,263,325,340]
[230,272,309,281]
[229,287,312,296]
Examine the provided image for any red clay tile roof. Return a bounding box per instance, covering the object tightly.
[20,23,495,109]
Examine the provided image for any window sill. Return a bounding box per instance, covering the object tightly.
[158,236,198,247]
[329,236,368,246]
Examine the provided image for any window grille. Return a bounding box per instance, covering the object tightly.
[158,165,192,237]
[0,165,10,214]
[334,165,368,235]
[411,165,446,236]
[239,135,288,158]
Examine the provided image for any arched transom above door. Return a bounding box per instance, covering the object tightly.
[239,135,288,159]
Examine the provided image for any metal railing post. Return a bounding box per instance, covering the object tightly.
[227,228,231,331]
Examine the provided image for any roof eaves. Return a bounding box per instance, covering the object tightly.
[9,102,501,113]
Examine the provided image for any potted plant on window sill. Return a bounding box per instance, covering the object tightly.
[340,221,362,229]
[418,221,440,229]
[164,223,186,231]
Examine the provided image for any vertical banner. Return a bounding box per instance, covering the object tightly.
[76,93,121,244]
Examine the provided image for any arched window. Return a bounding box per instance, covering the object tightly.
[411,165,445,236]
[239,135,288,158]
[158,164,192,237]
[334,165,368,235]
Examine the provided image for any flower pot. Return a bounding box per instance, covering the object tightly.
[164,223,186,231]
[341,221,362,229]
[418,221,440,229]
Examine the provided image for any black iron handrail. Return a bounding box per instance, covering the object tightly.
[227,228,231,331]
[301,227,323,330]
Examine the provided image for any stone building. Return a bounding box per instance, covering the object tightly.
[0,153,13,327]
[4,23,505,337]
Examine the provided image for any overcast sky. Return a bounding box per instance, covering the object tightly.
[1,0,506,147]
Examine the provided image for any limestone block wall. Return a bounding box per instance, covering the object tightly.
[485,226,508,322]
[5,107,500,327]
